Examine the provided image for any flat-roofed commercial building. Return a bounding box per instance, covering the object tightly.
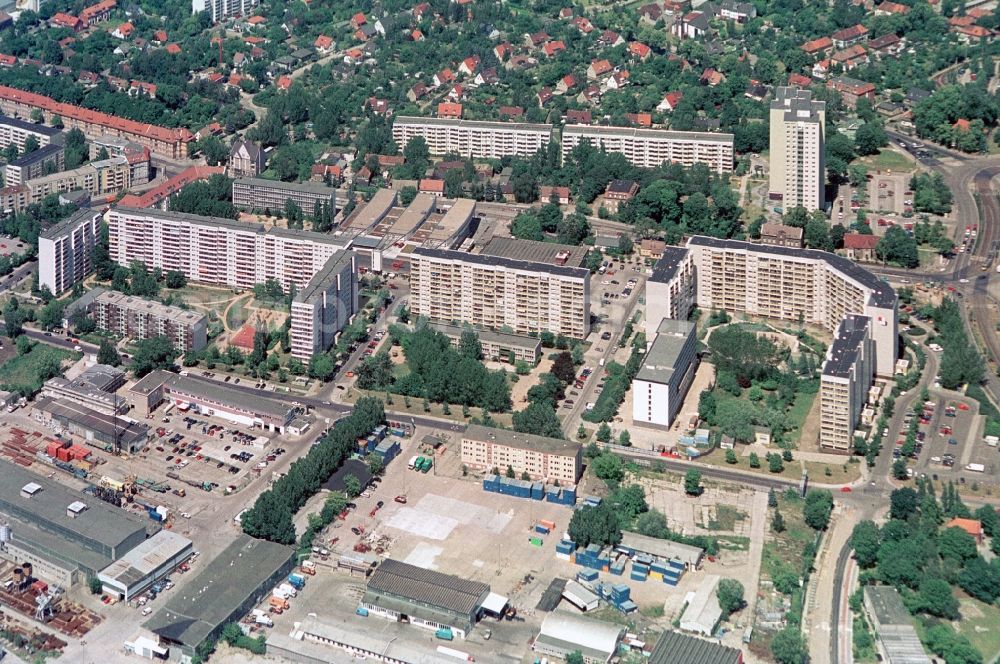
[144,534,294,659]
[33,396,152,453]
[0,114,62,153]
[0,462,152,585]
[863,586,932,664]
[37,208,101,294]
[411,247,590,338]
[360,559,491,639]
[820,314,875,452]
[632,318,698,429]
[42,373,128,416]
[98,530,193,601]
[428,322,542,363]
[5,142,65,186]
[392,116,553,159]
[84,289,208,352]
[232,177,336,215]
[129,370,303,433]
[462,424,582,483]
[561,125,734,173]
[290,251,357,360]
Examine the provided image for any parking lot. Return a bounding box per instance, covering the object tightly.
[868,172,911,215]
[908,390,985,479]
[0,235,27,256]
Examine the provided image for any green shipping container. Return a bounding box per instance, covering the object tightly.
[529,537,543,546]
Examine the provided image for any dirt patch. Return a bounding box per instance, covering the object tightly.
[510,357,553,406]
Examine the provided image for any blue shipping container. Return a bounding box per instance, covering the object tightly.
[535,524,550,534]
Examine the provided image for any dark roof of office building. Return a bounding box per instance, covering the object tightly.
[464,424,581,455]
[0,461,151,552]
[649,245,690,284]
[686,236,896,308]
[39,208,98,240]
[413,246,589,280]
[822,314,870,379]
[145,534,294,649]
[0,114,62,136]
[480,237,588,268]
[8,142,63,168]
[367,559,490,615]
[648,630,742,664]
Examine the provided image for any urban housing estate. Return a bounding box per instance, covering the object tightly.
[644,236,897,448]
[769,87,826,211]
[461,424,582,484]
[561,125,734,173]
[391,116,553,159]
[107,207,357,360]
[37,208,102,294]
[69,287,208,353]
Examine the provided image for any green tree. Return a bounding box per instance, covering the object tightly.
[854,122,888,156]
[771,627,808,664]
[803,490,834,530]
[768,453,784,473]
[343,474,362,498]
[749,452,760,468]
[88,576,102,594]
[97,338,121,366]
[772,508,785,533]
[725,448,737,464]
[716,578,745,617]
[939,526,978,562]
[917,578,960,619]
[592,453,625,483]
[684,469,702,496]
[131,336,179,377]
[876,226,919,268]
[851,520,880,568]
[165,270,187,289]
[890,487,919,520]
[892,458,908,480]
[567,502,621,547]
[566,653,585,664]
[512,402,563,438]
[596,422,612,442]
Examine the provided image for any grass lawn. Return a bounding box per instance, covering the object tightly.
[956,596,1000,662]
[343,387,515,427]
[918,246,941,268]
[865,149,915,173]
[0,344,75,394]
[707,504,747,531]
[784,385,818,443]
[697,447,861,483]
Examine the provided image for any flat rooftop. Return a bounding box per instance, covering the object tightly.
[99,530,192,588]
[413,246,589,280]
[35,396,149,445]
[293,251,355,304]
[391,193,436,235]
[166,373,297,420]
[268,616,457,663]
[427,322,540,350]
[145,534,294,649]
[344,188,397,231]
[564,124,734,144]
[864,585,914,626]
[636,319,696,384]
[394,115,553,133]
[94,290,207,326]
[464,424,581,456]
[649,245,690,284]
[822,314,870,379]
[480,237,589,268]
[233,176,337,196]
[0,461,151,553]
[618,531,704,566]
[39,208,97,240]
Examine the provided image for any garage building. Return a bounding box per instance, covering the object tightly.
[532,612,625,664]
[360,559,491,639]
[98,530,193,601]
[144,534,295,659]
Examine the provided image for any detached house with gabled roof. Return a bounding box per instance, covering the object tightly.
[831,24,868,48]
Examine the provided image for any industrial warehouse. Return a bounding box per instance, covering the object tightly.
[359,559,505,639]
[97,530,193,601]
[0,463,153,586]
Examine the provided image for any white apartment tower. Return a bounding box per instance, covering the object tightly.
[192,0,259,23]
[38,209,101,294]
[769,87,826,212]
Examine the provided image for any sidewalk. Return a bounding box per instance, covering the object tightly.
[802,503,858,664]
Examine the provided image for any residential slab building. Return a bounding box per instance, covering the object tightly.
[462,424,582,483]
[38,208,101,294]
[192,0,259,23]
[632,318,699,429]
[820,314,875,451]
[232,177,335,215]
[107,207,355,358]
[289,251,357,361]
[410,246,590,339]
[87,289,208,353]
[26,154,144,204]
[427,322,542,364]
[561,125,734,173]
[769,87,825,211]
[0,85,191,159]
[391,116,553,159]
[0,114,62,153]
[4,142,64,186]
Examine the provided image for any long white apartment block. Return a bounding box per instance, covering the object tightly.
[0,114,62,152]
[391,116,553,159]
[561,125,734,173]
[410,247,590,339]
[107,207,356,359]
[38,208,101,294]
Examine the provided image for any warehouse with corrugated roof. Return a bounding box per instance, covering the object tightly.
[532,612,625,664]
[360,559,491,638]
